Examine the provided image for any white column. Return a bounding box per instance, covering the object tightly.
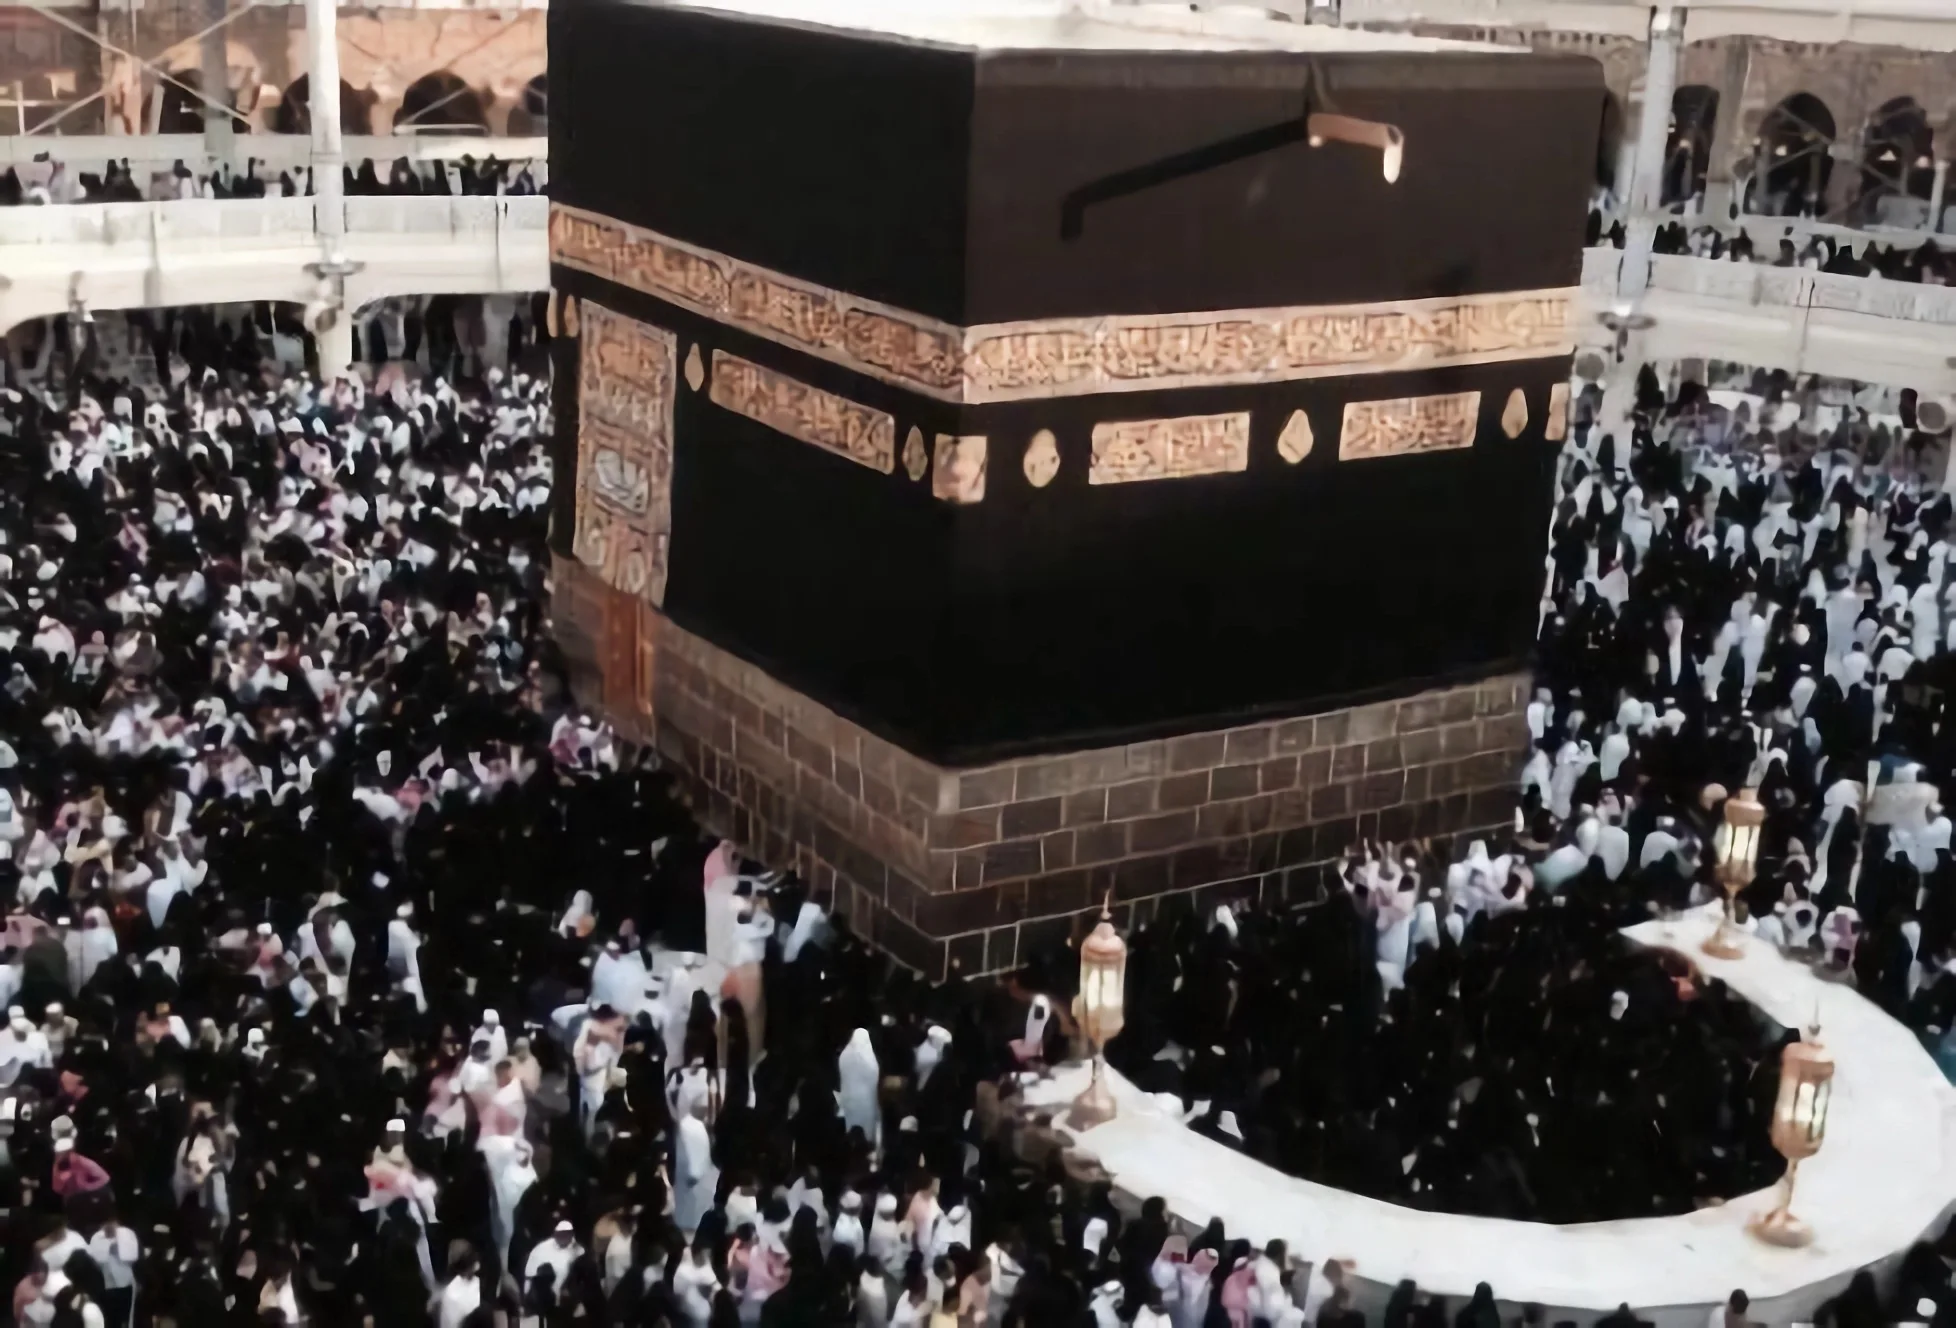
[304,0,352,381]
[1619,5,1682,300]
[1612,132,1637,212]
[201,0,233,167]
[1930,158,1949,235]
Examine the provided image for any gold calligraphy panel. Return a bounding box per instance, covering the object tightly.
[1338,392,1482,462]
[553,204,963,400]
[708,352,897,474]
[553,203,1576,406]
[968,295,1571,403]
[1089,413,1250,486]
[575,303,677,607]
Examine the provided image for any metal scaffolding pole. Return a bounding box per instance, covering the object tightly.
[304,0,352,380]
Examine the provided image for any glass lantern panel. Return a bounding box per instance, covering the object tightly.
[1081,967,1105,1013]
[1733,822,1761,868]
[1806,1078,1831,1144]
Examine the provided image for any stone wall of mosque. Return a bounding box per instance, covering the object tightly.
[1393,27,1956,223]
[554,555,1527,979]
[0,2,546,137]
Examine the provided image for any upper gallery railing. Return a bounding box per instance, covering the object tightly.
[1585,247,1956,329]
[0,193,548,246]
[0,135,548,190]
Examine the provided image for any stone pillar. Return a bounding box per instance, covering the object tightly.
[1821,80,1875,225]
[1821,137,1862,222]
[1930,158,1948,234]
[370,97,403,137]
[201,0,234,167]
[1701,38,1751,222]
[1619,5,1681,300]
[100,11,131,137]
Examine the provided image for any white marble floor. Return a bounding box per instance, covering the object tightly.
[1022,907,1956,1325]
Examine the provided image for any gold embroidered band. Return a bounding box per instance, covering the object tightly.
[1090,413,1250,485]
[708,351,898,475]
[1339,392,1482,461]
[575,303,678,605]
[553,206,963,400]
[552,204,1576,406]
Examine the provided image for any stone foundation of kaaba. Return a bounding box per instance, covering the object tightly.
[556,555,1524,978]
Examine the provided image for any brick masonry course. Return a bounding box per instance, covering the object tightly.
[555,558,1525,982]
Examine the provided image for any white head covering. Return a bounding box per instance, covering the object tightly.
[1024,996,1051,1047]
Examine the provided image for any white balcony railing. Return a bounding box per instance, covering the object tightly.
[1579,246,1956,389]
[0,135,548,169]
[0,194,550,332]
[1600,250,1956,328]
[0,193,548,247]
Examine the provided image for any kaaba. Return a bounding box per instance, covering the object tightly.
[548,0,1603,975]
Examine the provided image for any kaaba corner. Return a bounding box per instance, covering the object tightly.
[545,0,1602,974]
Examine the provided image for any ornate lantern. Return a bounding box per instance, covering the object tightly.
[1751,1027,1834,1247]
[1704,786,1764,960]
[1069,903,1128,1129]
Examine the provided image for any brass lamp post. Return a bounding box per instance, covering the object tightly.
[1069,904,1128,1130]
[1704,787,1765,960]
[1751,1026,1834,1247]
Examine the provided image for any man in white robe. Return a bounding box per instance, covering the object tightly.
[839,1028,881,1146]
[672,1099,717,1235]
[524,1221,584,1298]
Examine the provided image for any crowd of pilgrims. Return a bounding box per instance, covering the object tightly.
[1,315,1956,1328]
[1528,361,1956,1049]
[0,327,1394,1328]
[1115,356,1956,1304]
[0,156,543,207]
[3,303,553,404]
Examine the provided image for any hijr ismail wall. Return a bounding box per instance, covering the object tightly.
[545,0,1604,975]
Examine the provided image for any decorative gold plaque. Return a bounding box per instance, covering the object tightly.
[1339,392,1482,462]
[552,204,1576,406]
[1089,413,1250,486]
[903,427,928,481]
[1501,388,1529,439]
[933,435,987,505]
[684,344,705,392]
[1277,410,1316,465]
[574,303,676,606]
[708,351,897,474]
[1546,382,1570,442]
[1024,430,1060,488]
